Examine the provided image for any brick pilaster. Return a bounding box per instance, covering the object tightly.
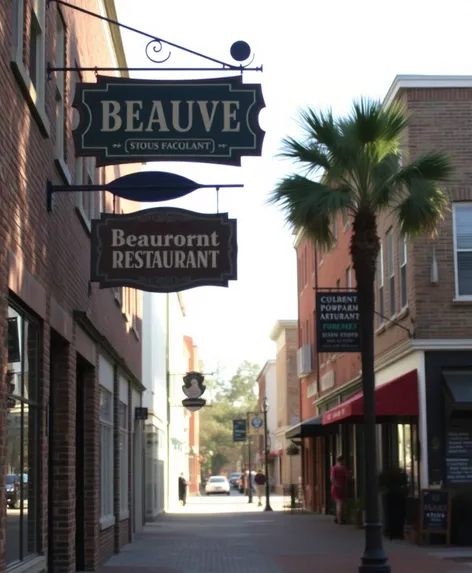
[50,331,76,573]
[83,359,99,571]
[113,364,120,554]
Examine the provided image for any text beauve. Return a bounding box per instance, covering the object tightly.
[111,229,221,270]
[101,100,241,134]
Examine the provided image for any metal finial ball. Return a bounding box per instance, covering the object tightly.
[230,41,251,62]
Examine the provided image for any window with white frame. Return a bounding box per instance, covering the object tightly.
[377,242,385,326]
[119,401,129,517]
[399,235,407,308]
[100,388,114,526]
[453,203,472,298]
[346,266,352,289]
[12,0,46,114]
[387,230,395,316]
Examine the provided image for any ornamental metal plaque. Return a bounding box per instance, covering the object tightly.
[90,207,237,293]
[72,75,265,166]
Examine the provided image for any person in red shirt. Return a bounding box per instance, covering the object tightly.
[330,455,348,524]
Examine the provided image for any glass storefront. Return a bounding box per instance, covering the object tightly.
[6,304,40,564]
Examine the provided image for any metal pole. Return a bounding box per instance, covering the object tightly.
[263,400,272,511]
[247,413,253,504]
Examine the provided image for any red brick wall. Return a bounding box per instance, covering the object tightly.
[297,85,472,418]
[297,216,362,420]
[375,88,472,354]
[0,1,143,572]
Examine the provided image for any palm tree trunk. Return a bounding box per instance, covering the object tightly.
[351,212,390,573]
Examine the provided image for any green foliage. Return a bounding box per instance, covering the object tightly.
[269,97,452,250]
[199,361,260,475]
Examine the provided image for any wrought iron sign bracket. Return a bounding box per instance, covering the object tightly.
[46,180,243,212]
[46,0,263,74]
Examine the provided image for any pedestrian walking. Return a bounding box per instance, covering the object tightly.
[330,455,347,524]
[254,469,266,507]
[178,473,188,506]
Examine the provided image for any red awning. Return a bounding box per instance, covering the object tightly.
[322,370,419,425]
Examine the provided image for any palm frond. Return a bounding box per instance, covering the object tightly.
[269,175,353,247]
[278,137,331,174]
[373,152,453,208]
[394,180,449,237]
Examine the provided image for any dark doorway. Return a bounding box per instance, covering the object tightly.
[75,359,86,571]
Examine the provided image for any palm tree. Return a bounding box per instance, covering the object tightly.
[270,99,452,573]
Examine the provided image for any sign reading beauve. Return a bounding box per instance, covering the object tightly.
[73,75,265,166]
[316,291,360,353]
[90,207,237,293]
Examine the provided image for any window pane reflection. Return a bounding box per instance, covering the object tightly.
[5,305,39,564]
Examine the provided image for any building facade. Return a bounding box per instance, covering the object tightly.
[269,321,301,492]
[289,76,472,534]
[167,293,191,507]
[142,293,168,520]
[256,360,277,484]
[1,2,146,572]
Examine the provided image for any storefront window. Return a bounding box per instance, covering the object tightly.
[397,423,419,497]
[6,305,40,564]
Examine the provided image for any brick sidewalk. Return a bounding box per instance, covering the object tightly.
[97,505,472,573]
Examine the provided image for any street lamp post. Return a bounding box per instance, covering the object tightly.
[263,397,272,512]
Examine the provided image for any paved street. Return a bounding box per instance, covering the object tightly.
[98,492,472,573]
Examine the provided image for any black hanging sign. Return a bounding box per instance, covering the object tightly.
[233,419,247,442]
[316,291,360,353]
[72,75,265,166]
[90,207,237,293]
[135,407,149,420]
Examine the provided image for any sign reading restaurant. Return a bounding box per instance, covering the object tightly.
[316,291,360,353]
[72,75,265,166]
[90,207,237,293]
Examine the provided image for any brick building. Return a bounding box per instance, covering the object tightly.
[1,2,145,572]
[269,320,301,492]
[256,360,276,485]
[288,76,472,525]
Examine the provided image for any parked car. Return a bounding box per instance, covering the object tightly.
[205,476,231,496]
[5,474,23,509]
[229,472,240,488]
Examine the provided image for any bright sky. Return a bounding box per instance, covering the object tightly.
[114,0,472,375]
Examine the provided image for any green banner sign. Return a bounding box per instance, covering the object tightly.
[233,420,247,442]
[72,75,265,166]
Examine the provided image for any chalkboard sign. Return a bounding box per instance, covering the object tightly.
[420,489,451,544]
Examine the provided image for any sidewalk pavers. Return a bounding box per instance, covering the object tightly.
[97,498,472,573]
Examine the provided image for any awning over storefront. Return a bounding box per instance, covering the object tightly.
[322,370,419,425]
[285,415,331,439]
[443,370,472,404]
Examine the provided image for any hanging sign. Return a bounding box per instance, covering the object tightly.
[72,75,265,166]
[248,413,264,436]
[182,372,206,399]
[233,419,247,442]
[316,291,360,353]
[90,207,237,293]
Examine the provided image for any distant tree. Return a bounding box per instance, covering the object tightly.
[199,361,260,475]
